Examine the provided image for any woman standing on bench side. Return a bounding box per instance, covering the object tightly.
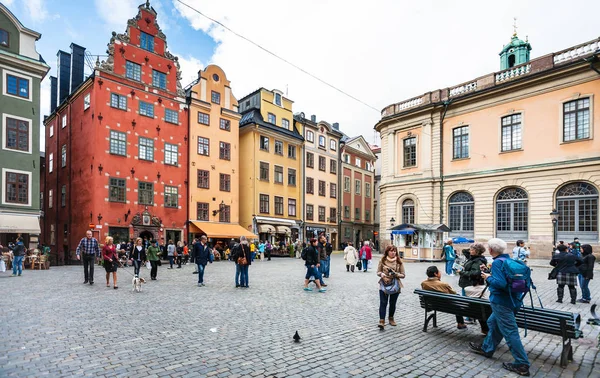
[377,245,405,329]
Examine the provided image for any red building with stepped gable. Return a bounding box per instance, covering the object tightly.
[43,1,188,264]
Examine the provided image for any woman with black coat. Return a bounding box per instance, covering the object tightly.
[458,242,489,334]
[303,238,325,292]
[130,237,147,277]
[577,244,596,303]
[550,244,583,304]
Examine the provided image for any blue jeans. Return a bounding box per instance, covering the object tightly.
[362,259,369,272]
[169,256,174,268]
[578,274,591,301]
[324,255,331,277]
[12,255,24,275]
[320,259,329,278]
[239,265,249,287]
[379,290,399,319]
[305,265,322,281]
[133,260,142,276]
[197,263,206,284]
[482,302,529,366]
[445,259,455,275]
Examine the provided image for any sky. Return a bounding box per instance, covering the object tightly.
[3,0,600,151]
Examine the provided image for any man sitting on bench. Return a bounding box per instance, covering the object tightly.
[421,266,467,330]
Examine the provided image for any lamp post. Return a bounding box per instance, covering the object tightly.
[549,209,559,249]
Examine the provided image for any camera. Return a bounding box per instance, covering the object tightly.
[482,268,490,274]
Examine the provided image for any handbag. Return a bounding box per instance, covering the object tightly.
[146,261,151,270]
[356,260,362,270]
[380,277,400,295]
[548,267,558,280]
[157,259,162,266]
[237,249,248,265]
[0,259,5,272]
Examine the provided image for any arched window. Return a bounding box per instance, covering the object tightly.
[402,199,414,224]
[556,182,598,242]
[508,54,516,68]
[449,192,474,237]
[496,187,528,240]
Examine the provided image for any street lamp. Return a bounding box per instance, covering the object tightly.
[549,209,559,249]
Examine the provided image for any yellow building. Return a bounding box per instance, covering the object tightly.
[186,65,255,241]
[238,88,304,245]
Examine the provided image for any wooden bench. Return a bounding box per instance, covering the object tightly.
[414,289,582,367]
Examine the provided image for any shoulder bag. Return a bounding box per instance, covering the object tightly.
[237,247,248,265]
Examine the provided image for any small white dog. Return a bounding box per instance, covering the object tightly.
[132,276,146,292]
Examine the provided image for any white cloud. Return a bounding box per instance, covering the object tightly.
[172,0,600,143]
[22,0,48,22]
[3,0,15,7]
[175,53,205,88]
[94,0,140,31]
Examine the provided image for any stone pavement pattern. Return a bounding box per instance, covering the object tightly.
[0,255,599,378]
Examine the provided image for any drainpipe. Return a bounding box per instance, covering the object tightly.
[338,139,345,249]
[584,55,600,75]
[439,100,451,224]
[68,99,73,265]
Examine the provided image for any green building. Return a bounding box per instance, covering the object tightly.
[0,4,49,248]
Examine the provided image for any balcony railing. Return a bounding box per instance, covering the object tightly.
[553,40,600,64]
[495,64,531,83]
[449,81,477,97]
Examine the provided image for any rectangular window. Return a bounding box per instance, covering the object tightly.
[318,206,326,222]
[318,180,326,196]
[139,137,154,161]
[5,117,29,152]
[288,199,296,217]
[260,162,269,181]
[165,186,178,208]
[6,74,29,98]
[126,61,141,81]
[152,70,167,89]
[366,161,373,171]
[501,114,522,151]
[355,179,361,195]
[5,172,28,204]
[165,109,178,124]
[365,210,371,222]
[49,153,53,173]
[306,152,314,168]
[343,154,349,163]
[260,136,269,151]
[197,169,209,188]
[318,135,326,148]
[365,182,371,198]
[139,101,154,118]
[61,115,67,128]
[330,183,337,198]
[84,93,90,110]
[197,202,209,221]
[0,29,8,47]
[274,166,284,184]
[197,137,209,156]
[563,98,590,141]
[330,139,337,151]
[274,196,284,215]
[60,185,65,206]
[61,145,67,167]
[140,31,154,52]
[109,178,126,202]
[306,177,314,194]
[49,125,54,138]
[344,176,350,192]
[219,142,231,160]
[48,189,53,209]
[165,143,178,165]
[453,126,469,159]
[329,208,337,223]
[403,137,416,167]
[260,194,269,214]
[355,157,361,168]
[211,91,221,104]
[305,130,314,142]
[219,118,230,131]
[344,206,350,219]
[110,93,127,110]
[274,93,282,106]
[306,204,314,221]
[355,208,360,220]
[219,205,230,223]
[219,173,231,192]
[274,140,283,155]
[198,112,210,125]
[288,168,296,186]
[318,156,326,171]
[138,181,153,205]
[268,113,276,124]
[282,118,290,130]
[330,159,337,174]
[288,145,296,159]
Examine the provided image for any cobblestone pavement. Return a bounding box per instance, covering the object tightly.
[1,255,599,377]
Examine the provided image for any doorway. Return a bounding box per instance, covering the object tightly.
[139,230,154,242]
[166,230,182,244]
[355,230,361,249]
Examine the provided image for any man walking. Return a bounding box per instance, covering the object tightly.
[76,230,100,285]
[193,235,211,287]
[10,237,25,276]
[469,238,530,376]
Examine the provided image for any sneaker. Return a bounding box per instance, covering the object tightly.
[236,284,240,288]
[303,287,312,291]
[89,282,94,285]
[318,288,327,293]
[321,283,328,287]
[457,324,467,330]
[201,283,205,287]
[577,299,590,303]
[198,283,202,287]
[556,299,563,303]
[571,300,576,304]
[469,342,493,358]
[10,274,16,277]
[17,274,22,276]
[83,280,88,284]
[502,363,530,376]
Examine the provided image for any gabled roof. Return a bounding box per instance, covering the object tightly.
[0,3,42,40]
[240,109,304,141]
[342,135,377,159]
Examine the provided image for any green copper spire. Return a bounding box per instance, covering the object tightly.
[499,19,532,70]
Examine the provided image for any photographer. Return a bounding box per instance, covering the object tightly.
[376,245,405,329]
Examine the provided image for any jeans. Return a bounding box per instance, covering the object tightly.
[82,254,95,282]
[12,255,24,275]
[197,263,206,284]
[239,265,249,287]
[133,260,142,276]
[482,302,530,366]
[379,290,400,319]
[320,259,329,277]
[150,260,158,279]
[324,255,331,277]
[362,259,369,272]
[176,255,182,268]
[305,265,322,281]
[168,256,174,268]
[578,274,591,301]
[235,264,241,286]
[445,259,455,275]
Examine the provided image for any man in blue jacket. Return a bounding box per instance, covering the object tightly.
[193,235,212,287]
[469,238,530,377]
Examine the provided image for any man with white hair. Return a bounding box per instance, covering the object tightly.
[469,238,530,376]
[232,236,251,288]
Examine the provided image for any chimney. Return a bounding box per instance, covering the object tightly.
[69,43,86,92]
[57,50,71,104]
[50,76,58,113]
[310,114,316,122]
[332,122,339,130]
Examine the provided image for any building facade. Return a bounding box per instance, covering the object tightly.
[371,144,381,250]
[44,2,188,263]
[238,88,304,245]
[340,136,376,248]
[0,4,49,249]
[376,34,600,257]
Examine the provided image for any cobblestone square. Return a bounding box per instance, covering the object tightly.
[1,255,599,377]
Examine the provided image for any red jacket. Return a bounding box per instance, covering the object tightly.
[102,245,118,262]
[360,246,372,260]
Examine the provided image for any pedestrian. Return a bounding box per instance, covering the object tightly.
[167,239,175,269]
[550,244,582,304]
[9,237,25,277]
[265,241,272,261]
[359,241,372,272]
[421,265,466,330]
[193,235,212,287]
[458,242,490,334]
[577,244,595,303]
[147,240,161,280]
[324,237,333,278]
[469,238,530,377]
[76,230,100,285]
[183,242,189,265]
[258,240,265,261]
[303,238,326,292]
[250,241,256,261]
[512,240,529,263]
[376,245,405,329]
[317,234,329,277]
[343,242,358,272]
[176,241,184,268]
[102,236,119,289]
[131,237,147,277]
[442,239,456,276]
[233,236,251,288]
[572,238,581,258]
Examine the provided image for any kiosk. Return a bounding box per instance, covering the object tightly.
[390,224,451,261]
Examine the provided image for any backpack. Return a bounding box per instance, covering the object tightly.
[301,247,309,261]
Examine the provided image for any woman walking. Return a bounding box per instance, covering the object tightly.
[577,244,596,303]
[344,242,358,272]
[103,236,119,289]
[167,240,175,269]
[131,237,147,277]
[442,239,456,276]
[147,240,161,280]
[359,241,372,272]
[176,241,184,268]
[550,244,582,304]
[458,242,489,333]
[303,238,326,292]
[377,245,405,329]
[233,236,251,288]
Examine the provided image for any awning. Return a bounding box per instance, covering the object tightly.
[258,224,276,233]
[254,216,298,227]
[189,222,257,239]
[276,226,291,234]
[0,214,40,233]
[392,230,414,235]
[391,223,451,232]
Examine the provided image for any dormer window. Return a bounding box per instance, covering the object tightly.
[140,32,154,52]
[274,93,282,106]
[0,29,8,47]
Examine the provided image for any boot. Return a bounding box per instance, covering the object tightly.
[556,286,564,303]
[378,319,385,329]
[569,286,577,304]
[389,317,397,326]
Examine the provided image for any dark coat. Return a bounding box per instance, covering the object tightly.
[194,242,211,265]
[550,252,582,274]
[305,245,320,266]
[232,243,252,266]
[458,255,488,288]
[131,245,146,261]
[579,253,596,279]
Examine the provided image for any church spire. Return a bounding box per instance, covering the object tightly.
[499,19,532,70]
